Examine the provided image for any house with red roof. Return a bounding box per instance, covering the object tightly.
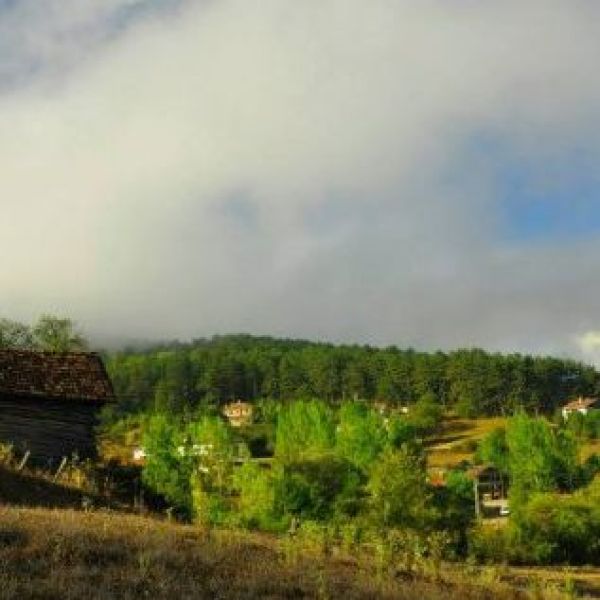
[561,396,599,420]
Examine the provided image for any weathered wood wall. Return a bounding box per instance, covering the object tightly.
[0,395,102,464]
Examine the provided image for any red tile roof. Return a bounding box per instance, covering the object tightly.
[0,349,114,403]
[222,400,253,417]
[563,396,599,411]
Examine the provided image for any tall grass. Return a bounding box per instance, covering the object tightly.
[0,505,583,600]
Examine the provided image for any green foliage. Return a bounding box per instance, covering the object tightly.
[472,478,600,566]
[406,392,443,435]
[335,402,387,471]
[187,416,235,495]
[506,413,580,509]
[187,416,238,525]
[32,314,87,352]
[432,470,475,553]
[274,400,335,463]
[0,318,32,349]
[580,453,600,485]
[468,525,513,565]
[254,398,280,425]
[367,446,431,529]
[387,415,418,448]
[0,314,87,352]
[512,491,600,564]
[476,427,509,474]
[273,457,362,522]
[103,334,600,418]
[142,414,236,522]
[190,472,229,526]
[232,462,279,530]
[564,410,600,441]
[141,414,192,514]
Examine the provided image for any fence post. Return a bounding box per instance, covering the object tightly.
[53,456,68,482]
[17,450,30,472]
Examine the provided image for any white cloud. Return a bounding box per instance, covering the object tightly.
[576,332,600,367]
[1,0,600,357]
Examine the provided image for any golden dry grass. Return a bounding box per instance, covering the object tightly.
[0,505,583,600]
[427,416,507,469]
[582,439,600,461]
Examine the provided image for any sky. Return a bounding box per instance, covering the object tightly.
[1,0,600,363]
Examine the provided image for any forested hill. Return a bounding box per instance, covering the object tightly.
[104,334,600,418]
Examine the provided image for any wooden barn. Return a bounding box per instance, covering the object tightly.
[0,349,114,464]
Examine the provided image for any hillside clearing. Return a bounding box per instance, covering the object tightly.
[427,416,507,468]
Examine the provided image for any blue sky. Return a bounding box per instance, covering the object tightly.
[505,197,600,243]
[490,146,600,243]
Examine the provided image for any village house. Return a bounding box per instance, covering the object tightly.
[222,400,253,427]
[0,349,114,464]
[561,396,599,420]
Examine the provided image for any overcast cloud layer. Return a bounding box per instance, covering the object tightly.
[2,0,600,363]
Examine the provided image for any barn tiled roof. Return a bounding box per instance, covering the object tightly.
[0,349,114,403]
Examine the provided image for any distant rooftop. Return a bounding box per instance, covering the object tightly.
[0,349,114,403]
[563,396,599,411]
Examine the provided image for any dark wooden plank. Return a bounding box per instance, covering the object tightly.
[0,396,103,462]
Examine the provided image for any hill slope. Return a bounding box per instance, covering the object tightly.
[0,505,581,600]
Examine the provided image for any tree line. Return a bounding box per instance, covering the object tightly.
[105,334,600,419]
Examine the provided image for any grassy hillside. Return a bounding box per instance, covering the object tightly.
[0,505,590,600]
[427,415,600,469]
[427,416,507,468]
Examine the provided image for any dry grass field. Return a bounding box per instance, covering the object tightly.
[0,504,589,600]
[427,416,507,469]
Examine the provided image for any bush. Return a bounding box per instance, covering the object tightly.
[273,457,362,522]
[367,446,432,529]
[407,393,443,436]
[231,462,283,531]
[511,492,600,565]
[470,478,600,566]
[141,414,193,515]
[469,526,512,564]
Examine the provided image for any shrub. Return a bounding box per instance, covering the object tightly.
[470,478,600,566]
[367,446,433,529]
[273,457,362,522]
[141,414,193,515]
[511,492,600,565]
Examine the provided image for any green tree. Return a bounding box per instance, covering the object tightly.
[506,413,579,509]
[387,414,418,448]
[407,392,443,436]
[335,402,387,472]
[274,400,335,463]
[367,445,431,529]
[141,414,192,514]
[232,462,277,529]
[273,456,361,521]
[432,470,475,553]
[32,315,87,352]
[509,487,600,565]
[476,427,509,474]
[187,416,235,497]
[0,318,32,349]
